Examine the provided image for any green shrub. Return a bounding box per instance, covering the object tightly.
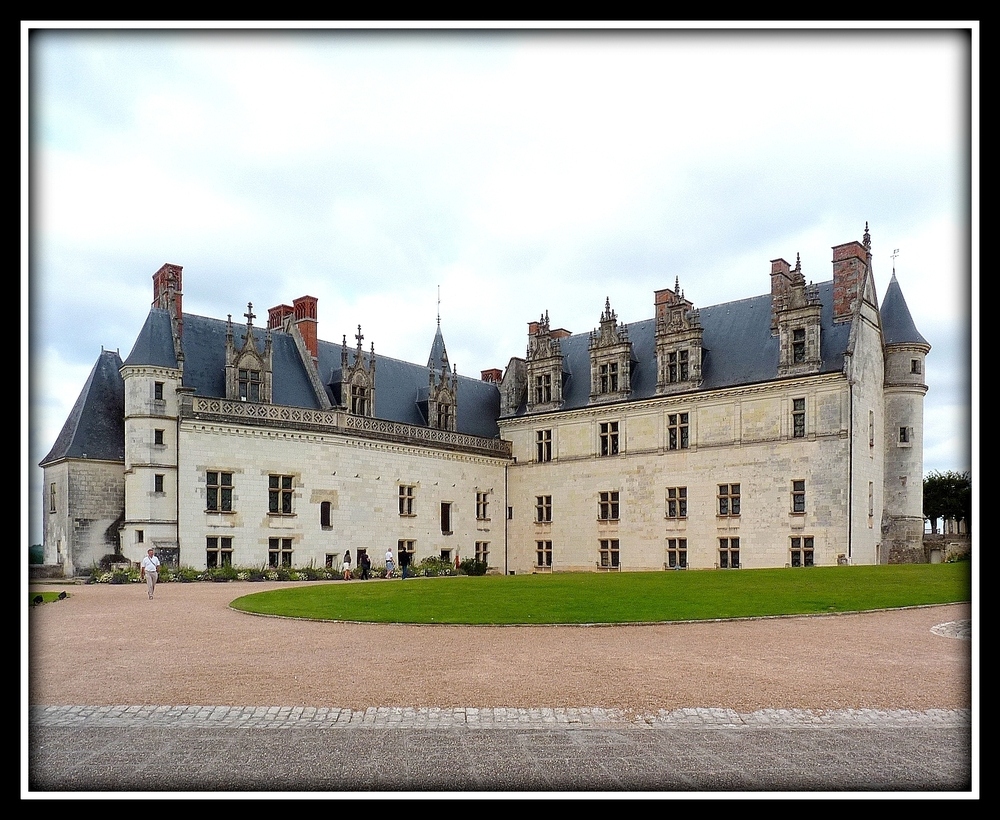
[459,558,489,576]
[417,556,455,577]
[173,566,201,583]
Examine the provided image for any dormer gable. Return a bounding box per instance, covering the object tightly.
[341,325,376,416]
[589,297,633,404]
[773,253,822,377]
[427,323,458,431]
[654,277,703,394]
[525,311,568,413]
[225,303,273,402]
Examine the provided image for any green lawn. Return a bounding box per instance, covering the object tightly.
[229,562,971,625]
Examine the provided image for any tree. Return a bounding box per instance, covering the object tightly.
[923,471,971,535]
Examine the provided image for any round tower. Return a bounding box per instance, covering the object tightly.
[880,270,931,563]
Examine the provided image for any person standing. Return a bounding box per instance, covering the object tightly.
[359,550,371,580]
[399,546,411,580]
[139,548,160,599]
[384,547,395,579]
[341,550,353,581]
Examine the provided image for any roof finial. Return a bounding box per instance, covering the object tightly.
[244,303,255,327]
[863,221,871,252]
[674,275,680,295]
[437,285,441,327]
[890,247,900,277]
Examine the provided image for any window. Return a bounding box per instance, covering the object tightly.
[536,429,552,463]
[792,328,806,363]
[792,398,805,438]
[535,374,552,404]
[666,487,687,519]
[535,495,552,523]
[667,538,687,568]
[668,349,689,383]
[718,483,740,516]
[719,537,740,568]
[598,491,620,521]
[869,410,875,448]
[268,474,294,515]
[239,368,262,402]
[320,501,332,528]
[154,429,165,446]
[437,403,453,430]
[206,536,233,568]
[599,539,620,568]
[668,413,689,450]
[599,421,619,456]
[910,358,921,374]
[49,483,56,513]
[599,362,619,393]
[475,541,490,564]
[476,491,490,520]
[899,426,910,443]
[398,540,415,563]
[790,536,814,567]
[154,474,164,493]
[351,383,369,415]
[399,485,415,516]
[440,548,453,563]
[154,381,164,401]
[136,530,144,544]
[440,502,452,535]
[536,540,552,567]
[325,553,337,569]
[268,537,292,568]
[206,471,233,512]
[792,480,806,513]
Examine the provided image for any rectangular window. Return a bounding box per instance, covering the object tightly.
[792,398,805,438]
[718,483,740,517]
[325,553,337,569]
[268,474,294,515]
[869,410,875,448]
[154,474,164,493]
[599,362,619,393]
[268,537,292,568]
[668,412,689,450]
[476,491,489,521]
[792,328,806,363]
[910,359,921,374]
[667,538,687,568]
[536,429,552,463]
[398,540,415,564]
[351,384,369,416]
[868,482,874,518]
[239,368,262,402]
[536,540,552,567]
[320,501,332,528]
[599,421,620,456]
[49,482,56,513]
[206,471,233,512]
[792,480,806,514]
[136,530,144,544]
[535,374,552,404]
[154,428,165,446]
[399,485,415,516]
[668,349,689,383]
[475,541,490,564]
[599,539,620,568]
[440,502,452,535]
[598,491,620,521]
[790,536,815,567]
[719,537,740,568]
[899,426,909,443]
[154,381,164,401]
[206,536,233,568]
[666,487,688,519]
[535,495,552,523]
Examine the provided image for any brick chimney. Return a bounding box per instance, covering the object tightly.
[152,263,183,335]
[292,295,319,362]
[481,368,502,383]
[267,304,294,330]
[831,241,867,323]
[770,258,792,300]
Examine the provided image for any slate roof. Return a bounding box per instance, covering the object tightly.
[40,349,125,465]
[121,310,502,440]
[880,273,930,347]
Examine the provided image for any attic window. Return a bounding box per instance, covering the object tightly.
[792,329,806,363]
[239,368,261,402]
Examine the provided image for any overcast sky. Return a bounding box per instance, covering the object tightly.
[23,24,977,548]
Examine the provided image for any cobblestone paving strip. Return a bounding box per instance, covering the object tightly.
[30,705,971,730]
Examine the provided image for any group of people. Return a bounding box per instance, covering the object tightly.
[340,547,411,580]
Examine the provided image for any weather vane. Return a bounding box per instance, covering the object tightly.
[890,248,899,275]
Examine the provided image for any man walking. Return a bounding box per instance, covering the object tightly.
[140,548,160,599]
[399,545,411,579]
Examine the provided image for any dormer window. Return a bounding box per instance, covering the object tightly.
[792,329,806,363]
[535,374,552,404]
[668,349,689,383]
[239,368,262,402]
[351,383,369,415]
[599,362,618,393]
